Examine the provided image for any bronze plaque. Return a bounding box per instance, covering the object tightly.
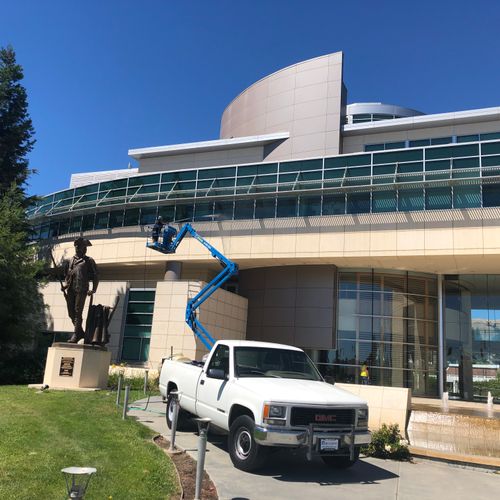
[59,357,75,377]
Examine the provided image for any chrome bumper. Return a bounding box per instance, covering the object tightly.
[254,425,371,448]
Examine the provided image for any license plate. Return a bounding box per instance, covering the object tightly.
[320,438,339,451]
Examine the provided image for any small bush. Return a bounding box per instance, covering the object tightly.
[362,423,411,461]
[108,372,159,392]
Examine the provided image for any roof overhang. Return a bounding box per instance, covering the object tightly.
[343,106,500,135]
[128,132,290,160]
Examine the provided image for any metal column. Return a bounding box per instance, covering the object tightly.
[438,274,445,397]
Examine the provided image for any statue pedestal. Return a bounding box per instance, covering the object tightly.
[43,343,111,390]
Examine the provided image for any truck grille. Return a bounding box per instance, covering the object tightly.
[290,407,355,427]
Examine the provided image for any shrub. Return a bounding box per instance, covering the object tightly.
[108,372,159,392]
[362,423,411,461]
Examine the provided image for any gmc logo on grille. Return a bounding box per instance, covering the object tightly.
[315,414,336,423]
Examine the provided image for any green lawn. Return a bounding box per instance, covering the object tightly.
[0,386,179,499]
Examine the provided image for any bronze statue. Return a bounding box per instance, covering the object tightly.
[62,237,99,343]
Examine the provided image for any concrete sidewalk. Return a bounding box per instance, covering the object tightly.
[128,397,499,500]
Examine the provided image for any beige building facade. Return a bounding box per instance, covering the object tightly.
[32,52,500,401]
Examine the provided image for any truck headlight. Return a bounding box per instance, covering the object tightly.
[263,404,287,425]
[357,408,369,428]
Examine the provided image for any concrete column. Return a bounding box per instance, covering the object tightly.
[164,261,182,281]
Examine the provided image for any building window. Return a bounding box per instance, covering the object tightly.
[306,270,439,397]
[121,289,156,363]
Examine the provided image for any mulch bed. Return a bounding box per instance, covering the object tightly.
[154,434,218,499]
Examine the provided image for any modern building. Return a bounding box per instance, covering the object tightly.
[32,51,500,401]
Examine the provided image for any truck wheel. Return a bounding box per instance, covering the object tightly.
[321,449,360,468]
[166,394,191,431]
[229,415,268,472]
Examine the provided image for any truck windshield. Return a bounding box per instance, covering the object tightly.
[234,347,323,381]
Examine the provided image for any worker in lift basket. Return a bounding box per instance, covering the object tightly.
[152,216,164,243]
[360,364,370,385]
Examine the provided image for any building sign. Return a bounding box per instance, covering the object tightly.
[59,357,75,377]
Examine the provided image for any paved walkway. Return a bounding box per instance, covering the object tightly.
[129,397,499,500]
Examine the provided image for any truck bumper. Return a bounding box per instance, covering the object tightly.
[254,425,371,448]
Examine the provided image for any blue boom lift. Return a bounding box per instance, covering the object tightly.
[146,223,238,350]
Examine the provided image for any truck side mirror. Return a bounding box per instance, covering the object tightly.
[207,368,227,380]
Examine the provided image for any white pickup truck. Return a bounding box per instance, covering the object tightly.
[159,340,371,471]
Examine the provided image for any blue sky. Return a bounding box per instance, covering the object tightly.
[2,0,500,196]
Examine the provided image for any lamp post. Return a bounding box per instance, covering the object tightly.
[61,467,96,499]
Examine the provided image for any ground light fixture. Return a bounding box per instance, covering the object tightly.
[61,466,96,499]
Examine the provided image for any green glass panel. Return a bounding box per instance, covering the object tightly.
[323,194,345,215]
[372,114,393,121]
[140,338,150,362]
[173,181,196,191]
[276,197,298,217]
[59,219,70,234]
[236,177,253,186]
[426,159,451,171]
[127,313,153,325]
[425,187,452,209]
[127,302,154,314]
[108,210,124,228]
[54,189,74,201]
[129,290,156,302]
[365,144,383,152]
[482,168,500,177]
[79,193,98,203]
[124,208,140,226]
[398,189,424,211]
[128,174,161,187]
[238,163,277,176]
[194,201,214,221]
[100,178,128,191]
[482,141,500,155]
[373,165,395,175]
[384,141,406,150]
[158,205,175,221]
[140,207,157,225]
[372,191,397,212]
[198,167,236,180]
[162,170,196,182]
[482,155,500,167]
[214,201,234,220]
[160,183,175,193]
[347,166,371,177]
[373,149,422,164]
[69,216,82,233]
[480,132,500,141]
[399,162,423,173]
[324,169,345,179]
[409,139,430,148]
[121,338,141,360]
[278,173,297,184]
[453,185,481,208]
[372,175,394,185]
[196,180,212,189]
[483,184,500,207]
[324,154,371,169]
[94,212,109,229]
[279,159,322,173]
[452,157,479,169]
[430,137,452,145]
[255,198,276,219]
[347,192,370,214]
[299,195,321,216]
[123,326,152,338]
[452,169,479,179]
[255,175,277,185]
[234,199,254,219]
[74,184,98,196]
[457,134,479,143]
[426,144,478,160]
[137,185,159,194]
[175,203,193,221]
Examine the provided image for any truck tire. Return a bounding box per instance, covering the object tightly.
[166,394,191,431]
[321,449,360,468]
[228,415,269,472]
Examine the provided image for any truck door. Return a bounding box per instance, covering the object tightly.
[196,344,231,428]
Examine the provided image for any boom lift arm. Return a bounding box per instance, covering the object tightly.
[147,223,238,350]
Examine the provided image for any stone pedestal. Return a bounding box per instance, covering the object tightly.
[43,343,111,390]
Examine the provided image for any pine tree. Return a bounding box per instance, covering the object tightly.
[0,46,45,383]
[0,45,36,195]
